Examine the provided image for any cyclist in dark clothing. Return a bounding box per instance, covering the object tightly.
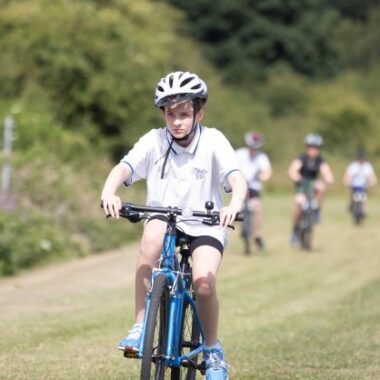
[288,134,334,244]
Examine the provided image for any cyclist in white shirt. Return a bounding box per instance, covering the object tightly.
[235,132,272,251]
[343,151,377,215]
[101,71,247,380]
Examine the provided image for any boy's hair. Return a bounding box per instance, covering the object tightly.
[160,97,206,114]
[193,98,207,113]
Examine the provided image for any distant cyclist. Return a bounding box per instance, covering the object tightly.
[288,134,334,243]
[343,150,377,217]
[235,132,272,251]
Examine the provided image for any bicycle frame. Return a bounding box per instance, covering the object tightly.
[136,221,205,368]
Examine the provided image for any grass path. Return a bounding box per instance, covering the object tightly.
[0,195,379,379]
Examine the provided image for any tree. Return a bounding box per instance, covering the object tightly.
[169,0,342,82]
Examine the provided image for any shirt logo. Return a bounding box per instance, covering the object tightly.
[192,167,208,180]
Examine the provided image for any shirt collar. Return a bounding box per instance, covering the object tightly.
[165,124,202,155]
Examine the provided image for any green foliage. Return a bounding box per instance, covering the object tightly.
[0,96,139,276]
[169,0,342,81]
[0,0,176,154]
[333,6,380,69]
[0,213,71,275]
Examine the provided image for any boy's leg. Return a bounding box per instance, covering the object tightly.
[293,193,305,226]
[314,180,326,207]
[119,218,167,351]
[192,246,222,347]
[135,218,167,324]
[290,193,305,244]
[249,197,265,250]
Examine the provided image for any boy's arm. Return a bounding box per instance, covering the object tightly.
[288,159,302,182]
[320,162,334,185]
[101,163,132,218]
[259,166,272,182]
[219,171,247,228]
[369,172,377,187]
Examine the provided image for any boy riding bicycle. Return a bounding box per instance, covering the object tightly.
[101,71,247,379]
[288,134,334,244]
[235,132,272,251]
[343,150,377,217]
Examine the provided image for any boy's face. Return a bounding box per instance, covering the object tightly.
[162,100,204,140]
[306,146,320,159]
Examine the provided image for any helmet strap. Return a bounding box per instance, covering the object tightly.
[161,102,199,178]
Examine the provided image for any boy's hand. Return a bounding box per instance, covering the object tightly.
[101,195,122,218]
[219,197,243,228]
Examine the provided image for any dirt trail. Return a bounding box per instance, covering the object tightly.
[0,244,140,315]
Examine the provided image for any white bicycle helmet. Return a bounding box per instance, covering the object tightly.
[305,133,323,147]
[245,132,264,149]
[154,71,208,108]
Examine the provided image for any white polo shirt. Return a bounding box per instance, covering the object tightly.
[346,161,375,188]
[235,147,271,191]
[120,125,240,246]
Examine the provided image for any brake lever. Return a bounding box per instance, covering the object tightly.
[202,218,235,230]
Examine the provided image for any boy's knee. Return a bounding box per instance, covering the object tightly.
[194,276,216,299]
[140,233,163,261]
[295,194,305,206]
[314,180,326,193]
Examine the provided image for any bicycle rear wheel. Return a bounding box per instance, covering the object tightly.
[171,298,201,380]
[141,273,170,380]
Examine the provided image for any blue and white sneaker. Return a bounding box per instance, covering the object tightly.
[118,323,143,352]
[204,343,229,380]
[312,208,321,224]
[289,231,299,246]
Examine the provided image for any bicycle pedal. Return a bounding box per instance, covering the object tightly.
[199,360,206,375]
[123,349,139,359]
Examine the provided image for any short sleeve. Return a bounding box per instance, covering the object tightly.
[346,163,356,176]
[120,130,155,186]
[258,153,271,171]
[366,163,375,176]
[212,130,241,192]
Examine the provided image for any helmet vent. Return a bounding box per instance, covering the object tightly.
[169,75,174,88]
[180,77,194,87]
[191,83,201,90]
[157,85,164,92]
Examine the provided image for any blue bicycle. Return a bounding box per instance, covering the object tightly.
[115,201,242,379]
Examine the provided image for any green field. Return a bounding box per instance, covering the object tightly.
[0,195,379,379]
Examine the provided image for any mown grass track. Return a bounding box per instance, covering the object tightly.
[0,195,379,379]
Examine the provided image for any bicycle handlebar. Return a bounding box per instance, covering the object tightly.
[120,202,244,221]
[101,201,244,225]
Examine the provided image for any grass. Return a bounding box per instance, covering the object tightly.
[0,194,379,379]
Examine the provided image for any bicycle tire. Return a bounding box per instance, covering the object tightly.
[241,203,252,255]
[352,201,364,225]
[300,228,312,250]
[299,211,313,251]
[141,273,169,380]
[171,299,200,380]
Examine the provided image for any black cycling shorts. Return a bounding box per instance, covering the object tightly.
[248,188,261,199]
[147,214,224,256]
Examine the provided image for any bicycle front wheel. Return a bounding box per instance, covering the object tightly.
[171,298,201,380]
[141,273,170,380]
[352,201,364,225]
[299,212,313,251]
